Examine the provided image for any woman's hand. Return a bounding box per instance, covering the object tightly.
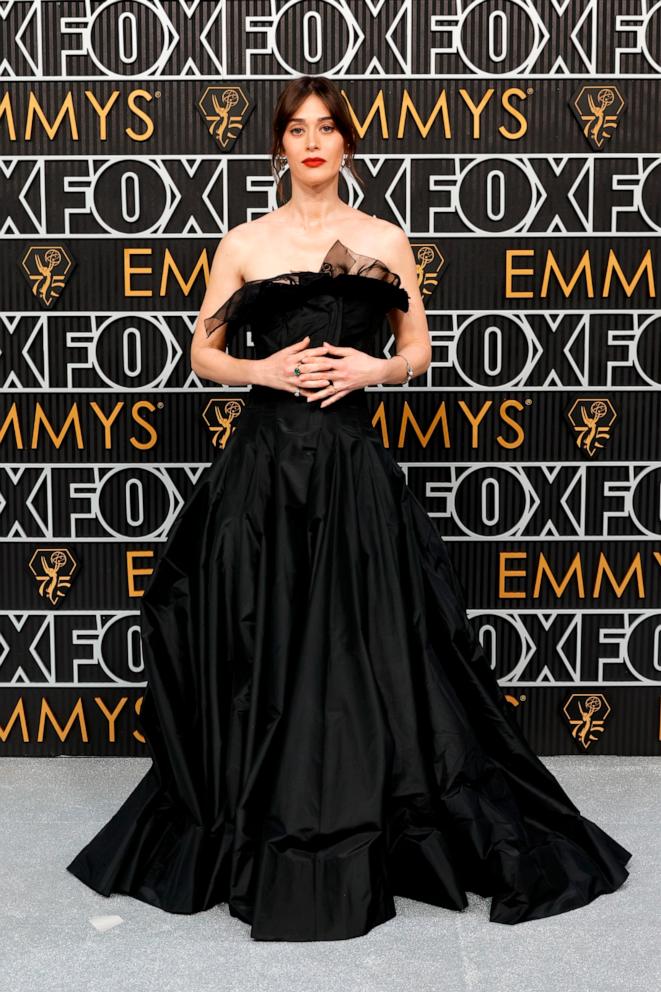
[303,340,385,408]
[254,336,385,405]
[254,335,333,394]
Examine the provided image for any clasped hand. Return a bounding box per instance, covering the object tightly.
[261,334,382,409]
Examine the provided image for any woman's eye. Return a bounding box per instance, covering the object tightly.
[289,125,335,134]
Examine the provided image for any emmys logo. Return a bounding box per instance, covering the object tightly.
[203,398,245,448]
[29,548,78,606]
[412,244,447,301]
[570,84,625,151]
[563,693,611,750]
[566,397,617,456]
[18,245,76,308]
[195,85,253,149]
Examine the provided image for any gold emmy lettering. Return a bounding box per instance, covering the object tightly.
[497,400,526,448]
[499,552,527,599]
[505,248,656,300]
[592,553,644,598]
[397,401,451,449]
[0,89,155,141]
[500,88,529,139]
[532,553,586,598]
[0,697,152,745]
[602,248,655,297]
[123,248,210,297]
[499,551,653,600]
[355,89,531,140]
[93,699,128,744]
[134,696,146,744]
[127,550,155,596]
[38,698,88,742]
[0,701,30,743]
[458,400,492,448]
[129,402,159,449]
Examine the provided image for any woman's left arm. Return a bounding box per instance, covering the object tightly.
[375,226,432,386]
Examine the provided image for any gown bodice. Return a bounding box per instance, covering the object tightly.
[203,238,410,360]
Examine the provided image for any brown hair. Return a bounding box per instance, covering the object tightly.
[270,75,364,205]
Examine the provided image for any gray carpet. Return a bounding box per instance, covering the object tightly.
[3,755,656,992]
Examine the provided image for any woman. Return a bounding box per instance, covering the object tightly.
[67,75,631,941]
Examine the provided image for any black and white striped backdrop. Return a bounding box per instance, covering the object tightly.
[1,0,660,755]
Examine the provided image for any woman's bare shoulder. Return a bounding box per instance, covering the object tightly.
[347,209,400,241]
[220,215,289,272]
[215,221,255,256]
[369,215,408,243]
[216,211,408,276]
[354,214,410,268]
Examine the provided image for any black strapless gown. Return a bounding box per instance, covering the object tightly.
[67,240,631,940]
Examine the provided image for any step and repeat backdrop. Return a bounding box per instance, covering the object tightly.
[1,0,660,755]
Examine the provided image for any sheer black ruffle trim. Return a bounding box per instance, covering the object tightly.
[203,238,411,340]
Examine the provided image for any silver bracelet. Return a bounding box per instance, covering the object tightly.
[392,353,413,386]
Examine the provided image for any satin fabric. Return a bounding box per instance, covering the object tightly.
[67,241,631,940]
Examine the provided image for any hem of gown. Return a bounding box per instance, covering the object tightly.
[228,902,399,942]
[66,847,631,938]
[66,856,399,940]
[65,765,632,940]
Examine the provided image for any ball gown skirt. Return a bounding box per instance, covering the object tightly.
[66,240,631,940]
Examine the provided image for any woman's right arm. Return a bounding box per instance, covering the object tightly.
[190,229,262,386]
